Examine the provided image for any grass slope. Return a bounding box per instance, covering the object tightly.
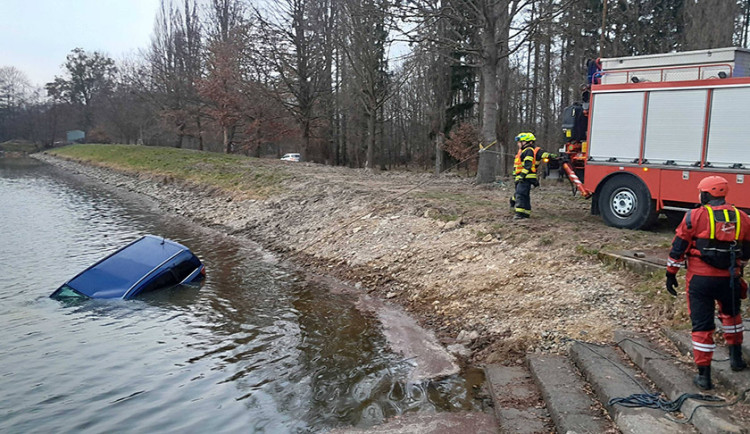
[1,140,42,153]
[48,144,290,199]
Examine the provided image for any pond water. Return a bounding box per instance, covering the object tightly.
[0,158,481,433]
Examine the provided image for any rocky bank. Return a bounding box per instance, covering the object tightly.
[33,152,683,367]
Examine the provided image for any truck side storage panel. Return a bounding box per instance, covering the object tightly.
[643,89,707,165]
[706,86,750,169]
[588,92,644,162]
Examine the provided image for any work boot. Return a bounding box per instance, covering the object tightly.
[513,214,527,220]
[729,345,747,371]
[693,365,713,390]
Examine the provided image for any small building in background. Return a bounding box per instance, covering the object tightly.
[66,130,85,143]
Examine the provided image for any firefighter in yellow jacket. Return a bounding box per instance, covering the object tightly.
[510,133,553,219]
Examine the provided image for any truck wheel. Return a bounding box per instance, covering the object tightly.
[598,176,656,229]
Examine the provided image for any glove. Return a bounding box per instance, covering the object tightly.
[666,272,678,296]
[741,278,748,300]
[549,153,559,159]
[509,196,515,208]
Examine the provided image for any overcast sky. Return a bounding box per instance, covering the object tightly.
[2,0,161,87]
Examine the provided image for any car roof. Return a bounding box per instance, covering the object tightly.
[64,235,189,298]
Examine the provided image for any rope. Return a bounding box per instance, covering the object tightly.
[667,388,750,424]
[573,339,749,425]
[574,340,650,393]
[608,392,724,412]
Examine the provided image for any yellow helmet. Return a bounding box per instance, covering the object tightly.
[515,132,536,142]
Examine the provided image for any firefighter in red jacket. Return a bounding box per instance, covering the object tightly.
[666,175,749,389]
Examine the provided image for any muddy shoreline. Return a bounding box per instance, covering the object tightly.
[33,151,677,368]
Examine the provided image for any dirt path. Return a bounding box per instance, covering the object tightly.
[34,152,684,366]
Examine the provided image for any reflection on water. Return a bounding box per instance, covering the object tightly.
[0,158,481,433]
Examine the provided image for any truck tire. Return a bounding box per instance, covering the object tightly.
[598,175,656,229]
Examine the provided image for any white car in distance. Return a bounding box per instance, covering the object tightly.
[280,153,301,162]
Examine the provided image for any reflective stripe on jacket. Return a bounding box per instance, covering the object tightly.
[514,145,550,180]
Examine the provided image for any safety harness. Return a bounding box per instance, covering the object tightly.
[687,205,742,270]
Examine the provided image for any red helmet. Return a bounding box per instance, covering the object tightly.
[698,176,729,197]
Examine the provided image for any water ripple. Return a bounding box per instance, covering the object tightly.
[0,160,480,433]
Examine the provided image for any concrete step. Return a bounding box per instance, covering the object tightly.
[483,365,551,433]
[527,354,613,434]
[663,328,750,395]
[569,341,695,434]
[614,330,744,434]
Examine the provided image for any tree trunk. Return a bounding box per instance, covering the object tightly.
[175,123,185,148]
[476,0,507,184]
[378,102,387,171]
[223,126,230,153]
[495,2,511,177]
[497,56,511,176]
[196,116,203,151]
[476,58,499,184]
[365,108,375,169]
[302,118,311,162]
[435,133,444,175]
[338,46,347,167]
[542,21,552,146]
[531,3,539,129]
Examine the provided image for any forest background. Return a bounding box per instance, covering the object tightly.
[2,0,750,180]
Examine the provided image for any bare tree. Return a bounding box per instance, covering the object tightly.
[337,0,396,169]
[200,0,246,153]
[0,67,31,111]
[255,0,331,162]
[147,0,203,148]
[0,66,33,142]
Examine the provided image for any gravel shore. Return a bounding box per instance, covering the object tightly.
[34,151,681,366]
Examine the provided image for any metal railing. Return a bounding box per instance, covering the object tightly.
[596,63,734,85]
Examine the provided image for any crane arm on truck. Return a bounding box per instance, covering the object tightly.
[554,47,750,230]
[561,159,592,198]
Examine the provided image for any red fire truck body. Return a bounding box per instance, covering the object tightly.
[562,48,750,229]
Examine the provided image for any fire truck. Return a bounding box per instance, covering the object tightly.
[556,47,750,229]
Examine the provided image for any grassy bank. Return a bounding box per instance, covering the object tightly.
[48,144,290,199]
[1,140,42,153]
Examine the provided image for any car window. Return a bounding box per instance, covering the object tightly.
[51,284,88,300]
[172,255,201,282]
[139,270,179,294]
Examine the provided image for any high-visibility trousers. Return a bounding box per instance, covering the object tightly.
[687,274,744,366]
[514,180,532,217]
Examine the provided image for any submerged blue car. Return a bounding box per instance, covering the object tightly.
[50,235,206,300]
